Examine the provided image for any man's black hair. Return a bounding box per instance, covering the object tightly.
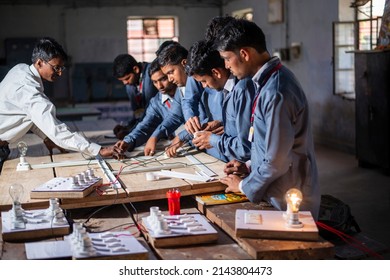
[148,58,161,77]
[157,43,188,67]
[186,39,225,76]
[214,18,268,54]
[205,15,235,42]
[113,54,142,78]
[155,40,181,56]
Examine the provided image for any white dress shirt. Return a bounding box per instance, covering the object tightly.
[0,63,100,156]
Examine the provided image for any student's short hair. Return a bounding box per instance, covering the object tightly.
[155,40,180,56]
[214,19,268,54]
[204,15,235,42]
[157,43,188,67]
[113,54,141,78]
[148,58,161,77]
[186,40,225,76]
[31,37,68,64]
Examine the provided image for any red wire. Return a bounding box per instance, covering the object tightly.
[316,221,384,259]
[94,165,124,195]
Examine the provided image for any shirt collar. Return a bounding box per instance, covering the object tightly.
[30,64,44,89]
[223,74,236,94]
[252,56,280,90]
[179,86,185,98]
[161,93,171,104]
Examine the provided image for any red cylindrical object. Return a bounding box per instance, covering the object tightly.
[166,189,181,215]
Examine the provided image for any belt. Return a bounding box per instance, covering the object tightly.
[0,140,9,148]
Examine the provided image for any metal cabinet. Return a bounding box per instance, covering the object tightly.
[354,50,390,174]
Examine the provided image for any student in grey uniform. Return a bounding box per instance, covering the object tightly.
[216,18,320,219]
[109,58,184,158]
[185,39,255,162]
[112,54,158,139]
[158,43,227,162]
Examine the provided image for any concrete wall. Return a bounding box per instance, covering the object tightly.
[0,4,219,62]
[0,1,357,152]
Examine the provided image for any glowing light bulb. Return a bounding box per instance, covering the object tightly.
[285,188,303,228]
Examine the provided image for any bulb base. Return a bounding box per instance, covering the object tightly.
[286,212,304,228]
[16,158,31,171]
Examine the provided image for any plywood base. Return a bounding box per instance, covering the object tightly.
[30,177,103,199]
[235,209,319,241]
[1,210,70,242]
[142,213,218,248]
[25,231,149,260]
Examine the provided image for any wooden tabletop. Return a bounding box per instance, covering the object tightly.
[0,119,335,260]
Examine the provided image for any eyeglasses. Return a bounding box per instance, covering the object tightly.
[45,61,66,73]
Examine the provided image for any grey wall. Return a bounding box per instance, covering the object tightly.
[0,1,356,153]
[223,0,355,153]
[0,5,219,62]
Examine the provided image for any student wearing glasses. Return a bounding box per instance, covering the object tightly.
[0,37,111,172]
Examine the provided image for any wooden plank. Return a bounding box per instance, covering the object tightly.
[30,178,103,199]
[135,205,253,260]
[0,156,55,211]
[235,210,319,241]
[199,202,335,260]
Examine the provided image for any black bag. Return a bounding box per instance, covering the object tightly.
[318,194,361,239]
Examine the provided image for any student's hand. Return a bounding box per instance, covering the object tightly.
[185,116,202,135]
[224,159,249,175]
[99,146,114,158]
[192,131,212,150]
[144,137,158,156]
[220,174,242,193]
[112,141,130,160]
[165,136,184,158]
[43,138,68,155]
[202,120,224,135]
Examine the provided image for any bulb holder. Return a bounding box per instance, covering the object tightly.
[16,156,31,171]
[9,202,26,229]
[286,212,303,228]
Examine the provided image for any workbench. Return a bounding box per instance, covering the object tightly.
[0,119,335,260]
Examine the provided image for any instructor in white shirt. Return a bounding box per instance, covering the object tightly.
[0,37,111,172]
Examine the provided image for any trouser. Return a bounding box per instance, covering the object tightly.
[0,144,10,174]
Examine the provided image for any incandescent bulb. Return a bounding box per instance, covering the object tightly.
[285,188,303,213]
[17,141,28,157]
[285,188,303,228]
[9,183,24,204]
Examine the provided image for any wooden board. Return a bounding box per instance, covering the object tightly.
[25,231,149,260]
[235,210,319,241]
[141,213,218,248]
[1,210,70,242]
[198,202,335,260]
[0,156,55,211]
[135,205,253,260]
[30,177,103,199]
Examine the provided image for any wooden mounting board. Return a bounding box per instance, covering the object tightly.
[235,209,319,241]
[141,213,218,248]
[0,156,56,211]
[198,202,335,260]
[30,177,103,199]
[1,209,70,242]
[25,231,149,260]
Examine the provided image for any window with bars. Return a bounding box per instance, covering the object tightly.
[127,17,178,62]
[333,0,384,98]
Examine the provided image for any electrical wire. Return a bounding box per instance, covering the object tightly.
[316,221,384,259]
